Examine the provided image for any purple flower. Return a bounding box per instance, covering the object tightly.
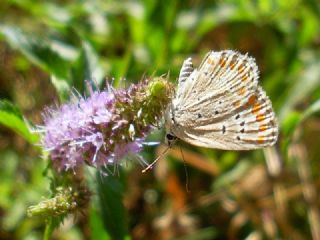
[41,80,160,171]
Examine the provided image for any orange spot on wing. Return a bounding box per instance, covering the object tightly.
[256,114,266,122]
[238,87,246,96]
[207,58,214,65]
[219,58,226,68]
[257,136,266,144]
[247,95,257,106]
[238,64,245,74]
[252,103,262,114]
[241,74,248,81]
[230,60,237,70]
[233,100,241,108]
[259,125,268,132]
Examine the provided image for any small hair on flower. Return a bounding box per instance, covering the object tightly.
[40,77,173,172]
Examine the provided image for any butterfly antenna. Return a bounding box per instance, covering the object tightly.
[142,146,170,173]
[179,146,190,193]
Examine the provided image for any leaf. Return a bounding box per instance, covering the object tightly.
[71,42,106,92]
[279,50,320,122]
[300,99,320,122]
[50,75,71,102]
[89,207,111,240]
[213,160,250,190]
[96,171,128,240]
[281,111,301,136]
[282,99,320,136]
[277,99,320,146]
[0,25,71,79]
[0,100,39,144]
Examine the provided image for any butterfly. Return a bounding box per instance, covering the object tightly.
[164,50,278,150]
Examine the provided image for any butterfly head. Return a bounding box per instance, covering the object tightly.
[165,133,177,147]
[164,102,178,147]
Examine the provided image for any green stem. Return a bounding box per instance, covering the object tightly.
[43,218,54,240]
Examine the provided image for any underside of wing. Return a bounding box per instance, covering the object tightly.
[176,57,194,99]
[173,87,278,150]
[176,50,259,112]
[172,51,278,150]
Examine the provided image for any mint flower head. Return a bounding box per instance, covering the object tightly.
[41,77,173,171]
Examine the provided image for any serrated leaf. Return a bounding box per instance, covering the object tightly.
[0,25,70,79]
[96,172,128,240]
[0,100,39,143]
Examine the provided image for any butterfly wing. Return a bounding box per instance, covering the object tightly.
[170,50,278,150]
[176,57,194,99]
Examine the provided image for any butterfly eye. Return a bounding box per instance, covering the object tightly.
[166,133,176,141]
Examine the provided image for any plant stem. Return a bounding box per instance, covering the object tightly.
[43,218,54,240]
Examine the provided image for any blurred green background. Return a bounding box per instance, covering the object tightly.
[1,0,320,239]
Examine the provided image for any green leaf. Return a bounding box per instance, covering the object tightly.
[300,99,320,122]
[279,50,320,122]
[213,160,250,190]
[50,75,71,102]
[96,171,128,240]
[0,25,71,79]
[281,111,301,136]
[0,100,39,144]
[71,42,106,92]
[281,88,320,137]
[89,207,111,240]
